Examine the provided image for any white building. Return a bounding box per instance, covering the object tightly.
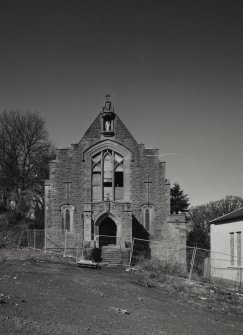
[210,207,243,286]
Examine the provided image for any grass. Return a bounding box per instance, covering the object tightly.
[134,257,243,310]
[137,257,187,276]
[135,257,189,291]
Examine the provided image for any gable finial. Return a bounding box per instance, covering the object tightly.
[105,94,111,102]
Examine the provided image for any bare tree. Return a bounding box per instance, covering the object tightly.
[0,110,53,222]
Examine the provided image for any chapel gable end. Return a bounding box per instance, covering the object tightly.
[78,95,137,149]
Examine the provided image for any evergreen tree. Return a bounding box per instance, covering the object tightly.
[170,182,190,214]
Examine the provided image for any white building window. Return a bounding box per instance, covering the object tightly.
[237,231,241,267]
[230,232,234,266]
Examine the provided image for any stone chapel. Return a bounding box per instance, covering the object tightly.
[45,96,186,261]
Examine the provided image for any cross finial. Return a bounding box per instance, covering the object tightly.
[105,94,111,102]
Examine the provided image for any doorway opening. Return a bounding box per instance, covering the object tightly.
[98,217,117,247]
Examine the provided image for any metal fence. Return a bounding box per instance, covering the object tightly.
[26,230,128,264]
[130,238,243,290]
[26,231,242,290]
[27,229,80,259]
[27,229,45,250]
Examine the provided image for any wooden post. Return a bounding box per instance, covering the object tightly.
[33,229,36,249]
[44,231,47,253]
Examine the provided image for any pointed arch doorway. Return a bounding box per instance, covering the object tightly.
[98,217,117,248]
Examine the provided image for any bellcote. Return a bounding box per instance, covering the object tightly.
[100,94,115,137]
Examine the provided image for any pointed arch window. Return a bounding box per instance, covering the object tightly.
[145,209,150,231]
[92,150,124,201]
[61,205,75,233]
[65,209,70,231]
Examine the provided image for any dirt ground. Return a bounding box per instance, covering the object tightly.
[0,250,243,335]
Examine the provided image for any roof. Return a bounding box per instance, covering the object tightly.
[210,207,243,224]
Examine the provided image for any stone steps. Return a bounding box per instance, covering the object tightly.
[101,246,123,265]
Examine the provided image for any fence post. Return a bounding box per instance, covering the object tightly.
[128,238,135,270]
[44,230,47,253]
[76,234,80,262]
[188,247,197,282]
[33,229,36,249]
[64,230,67,257]
[208,250,213,280]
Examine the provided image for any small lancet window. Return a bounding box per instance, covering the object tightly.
[145,209,150,231]
[65,209,70,231]
[62,215,65,231]
[61,205,74,234]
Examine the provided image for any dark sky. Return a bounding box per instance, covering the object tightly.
[1,0,243,206]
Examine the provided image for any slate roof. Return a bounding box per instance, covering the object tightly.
[210,207,243,224]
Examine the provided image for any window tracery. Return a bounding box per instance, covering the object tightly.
[92,150,124,201]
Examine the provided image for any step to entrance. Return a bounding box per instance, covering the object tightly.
[101,246,123,266]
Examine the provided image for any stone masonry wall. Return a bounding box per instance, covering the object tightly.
[45,109,185,254]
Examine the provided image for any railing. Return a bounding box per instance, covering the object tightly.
[26,230,243,290]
